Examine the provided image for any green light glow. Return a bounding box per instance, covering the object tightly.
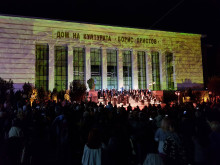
[0,15,203,90]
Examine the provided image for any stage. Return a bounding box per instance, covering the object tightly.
[97,95,164,110]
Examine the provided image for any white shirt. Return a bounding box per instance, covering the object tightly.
[82,144,102,165]
[8,126,23,138]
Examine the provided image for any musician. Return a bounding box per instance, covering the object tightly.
[113,95,117,106]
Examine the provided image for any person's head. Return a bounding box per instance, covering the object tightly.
[210,121,220,132]
[87,128,101,149]
[157,109,162,116]
[169,120,177,133]
[161,117,171,132]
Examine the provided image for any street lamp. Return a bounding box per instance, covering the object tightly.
[175,91,180,104]
[149,82,155,90]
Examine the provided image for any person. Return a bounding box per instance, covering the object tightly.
[143,141,164,165]
[106,102,113,111]
[163,120,186,165]
[127,103,132,112]
[209,121,220,165]
[153,109,163,129]
[193,117,211,165]
[107,125,131,165]
[82,128,105,165]
[8,118,24,138]
[154,118,171,157]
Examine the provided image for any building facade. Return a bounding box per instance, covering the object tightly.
[0,15,204,91]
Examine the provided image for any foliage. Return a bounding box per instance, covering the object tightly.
[208,76,220,96]
[192,91,202,102]
[14,90,23,103]
[57,90,65,101]
[51,88,58,102]
[46,90,52,100]
[22,82,33,100]
[0,77,14,104]
[37,87,46,103]
[185,88,193,97]
[185,88,195,101]
[87,78,95,90]
[69,80,87,102]
[52,88,58,95]
[163,90,178,104]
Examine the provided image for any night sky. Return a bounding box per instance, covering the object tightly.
[0,0,220,78]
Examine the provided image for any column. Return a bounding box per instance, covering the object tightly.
[173,53,177,90]
[145,51,149,89]
[132,50,138,89]
[161,51,166,90]
[117,49,123,90]
[85,46,91,90]
[147,52,153,90]
[67,45,73,89]
[102,48,107,89]
[48,44,55,91]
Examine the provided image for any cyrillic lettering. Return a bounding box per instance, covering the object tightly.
[57,32,61,38]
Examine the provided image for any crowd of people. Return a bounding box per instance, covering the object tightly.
[0,92,220,165]
[95,89,157,106]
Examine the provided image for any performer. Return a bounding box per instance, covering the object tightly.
[104,95,107,105]
[144,89,146,96]
[135,95,139,103]
[127,94,129,104]
[120,86,124,94]
[118,94,121,104]
[113,95,117,106]
[123,95,126,105]
[98,90,101,99]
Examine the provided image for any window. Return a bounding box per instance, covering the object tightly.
[90,48,102,90]
[166,52,174,90]
[151,51,160,90]
[107,49,117,89]
[35,44,49,90]
[73,47,85,84]
[55,46,68,91]
[138,51,147,89]
[123,50,132,90]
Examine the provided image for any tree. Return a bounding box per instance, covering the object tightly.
[69,80,87,102]
[184,88,196,102]
[57,90,65,102]
[87,78,95,90]
[52,88,58,96]
[22,82,33,101]
[193,91,202,102]
[0,77,13,104]
[51,88,58,102]
[208,77,220,96]
[163,90,178,104]
[37,87,46,103]
[14,90,23,104]
[208,77,220,102]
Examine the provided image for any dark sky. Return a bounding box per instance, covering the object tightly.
[1,0,219,35]
[1,0,220,77]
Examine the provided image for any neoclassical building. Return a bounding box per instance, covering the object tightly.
[0,15,204,91]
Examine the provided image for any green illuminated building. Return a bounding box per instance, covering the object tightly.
[0,15,204,91]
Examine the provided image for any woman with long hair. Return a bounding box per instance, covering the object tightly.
[154,117,171,157]
[82,128,104,165]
